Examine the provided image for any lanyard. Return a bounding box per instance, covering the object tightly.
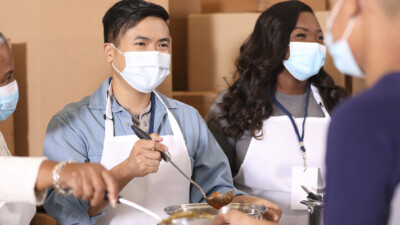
[271,82,310,170]
[148,92,155,134]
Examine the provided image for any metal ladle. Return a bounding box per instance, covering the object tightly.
[132,125,235,209]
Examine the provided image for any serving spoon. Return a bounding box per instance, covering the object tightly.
[132,125,235,209]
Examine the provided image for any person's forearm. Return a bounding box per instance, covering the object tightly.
[35,160,58,191]
[88,160,133,216]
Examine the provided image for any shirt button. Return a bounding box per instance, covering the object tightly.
[125,122,130,127]
[143,121,147,126]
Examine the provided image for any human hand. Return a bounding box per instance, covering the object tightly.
[232,195,282,223]
[212,210,279,225]
[58,163,118,207]
[124,133,168,178]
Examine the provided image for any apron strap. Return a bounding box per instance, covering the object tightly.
[153,91,185,142]
[104,83,114,140]
[103,84,185,143]
[310,84,330,119]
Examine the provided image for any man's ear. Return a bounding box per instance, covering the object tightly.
[104,43,114,63]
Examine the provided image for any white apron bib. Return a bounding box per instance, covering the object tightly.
[97,87,191,225]
[233,85,330,225]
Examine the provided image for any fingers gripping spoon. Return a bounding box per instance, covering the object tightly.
[131,125,234,209]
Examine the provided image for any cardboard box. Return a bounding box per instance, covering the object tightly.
[173,91,219,118]
[260,0,327,11]
[30,213,58,225]
[0,0,170,157]
[188,13,261,92]
[201,0,260,13]
[201,0,327,13]
[187,12,346,93]
[351,77,366,95]
[169,0,202,91]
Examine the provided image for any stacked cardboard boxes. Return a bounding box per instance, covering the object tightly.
[201,0,328,13]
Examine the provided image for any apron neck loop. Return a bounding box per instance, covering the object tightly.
[271,81,311,154]
[148,92,155,134]
[104,82,155,135]
[104,82,114,121]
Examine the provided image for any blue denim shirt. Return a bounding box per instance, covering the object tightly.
[43,77,242,225]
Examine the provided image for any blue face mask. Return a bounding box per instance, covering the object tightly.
[0,80,19,121]
[325,0,363,77]
[283,42,326,81]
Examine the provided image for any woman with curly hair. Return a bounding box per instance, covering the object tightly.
[206,1,348,224]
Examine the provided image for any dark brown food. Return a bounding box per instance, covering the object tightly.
[208,192,221,199]
[205,191,234,209]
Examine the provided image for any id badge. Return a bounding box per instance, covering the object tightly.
[290,167,319,210]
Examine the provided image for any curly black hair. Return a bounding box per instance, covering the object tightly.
[219,1,349,139]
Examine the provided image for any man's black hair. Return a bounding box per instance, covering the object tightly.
[102,0,169,46]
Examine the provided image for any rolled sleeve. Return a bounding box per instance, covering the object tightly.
[43,116,103,224]
[0,156,47,205]
[44,192,103,225]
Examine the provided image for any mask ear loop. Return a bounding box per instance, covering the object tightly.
[326,0,359,42]
[326,0,345,43]
[109,43,125,74]
[342,0,363,40]
[341,16,357,40]
[110,43,125,56]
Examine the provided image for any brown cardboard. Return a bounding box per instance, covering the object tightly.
[188,13,261,92]
[352,77,366,95]
[30,213,57,225]
[0,0,170,157]
[173,91,218,118]
[187,12,346,93]
[260,0,327,11]
[201,0,327,13]
[169,0,201,91]
[201,0,260,13]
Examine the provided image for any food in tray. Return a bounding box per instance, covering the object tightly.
[159,211,214,225]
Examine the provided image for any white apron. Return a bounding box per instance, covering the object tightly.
[233,85,330,225]
[97,88,191,225]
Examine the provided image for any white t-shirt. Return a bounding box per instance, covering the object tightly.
[0,132,47,225]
